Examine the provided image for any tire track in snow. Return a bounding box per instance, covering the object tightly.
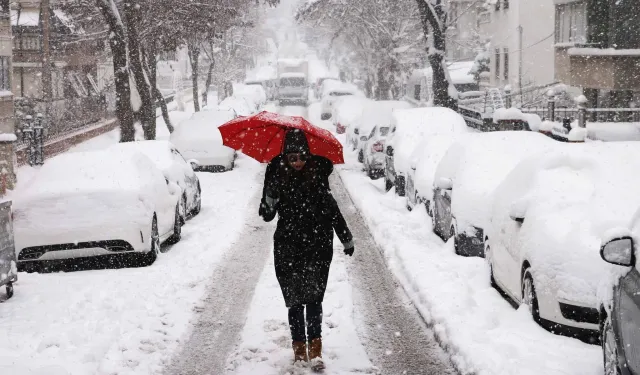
[164,172,274,375]
[330,174,458,375]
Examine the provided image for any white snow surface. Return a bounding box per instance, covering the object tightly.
[356,100,413,136]
[390,107,469,175]
[218,96,255,117]
[337,165,602,375]
[434,132,557,231]
[488,142,640,307]
[0,156,263,374]
[225,248,376,375]
[492,107,526,122]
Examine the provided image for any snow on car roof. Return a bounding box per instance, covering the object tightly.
[17,148,164,199]
[333,97,372,126]
[110,140,176,172]
[218,97,252,116]
[489,142,640,306]
[435,131,557,230]
[390,107,470,174]
[357,100,413,132]
[173,109,235,141]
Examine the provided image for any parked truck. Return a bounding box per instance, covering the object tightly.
[276,59,309,106]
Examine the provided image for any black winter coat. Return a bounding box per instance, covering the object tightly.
[259,155,353,307]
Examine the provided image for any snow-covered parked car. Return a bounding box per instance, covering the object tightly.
[406,134,459,213]
[170,109,237,172]
[385,107,469,196]
[110,140,202,222]
[332,96,371,135]
[218,96,254,117]
[432,132,556,257]
[351,100,413,162]
[234,83,267,111]
[599,208,640,374]
[486,142,640,343]
[314,76,340,99]
[320,81,360,120]
[13,149,183,269]
[361,125,391,179]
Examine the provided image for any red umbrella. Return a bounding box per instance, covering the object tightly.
[218,111,344,164]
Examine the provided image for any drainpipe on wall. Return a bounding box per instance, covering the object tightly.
[517,25,523,96]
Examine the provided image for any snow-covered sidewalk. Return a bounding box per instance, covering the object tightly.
[335,162,602,375]
[224,245,377,375]
[0,156,263,374]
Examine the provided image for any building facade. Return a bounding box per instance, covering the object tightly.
[554,0,640,108]
[12,0,109,139]
[446,0,484,62]
[478,0,556,90]
[0,0,15,188]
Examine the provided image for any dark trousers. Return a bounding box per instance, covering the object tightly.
[288,302,323,343]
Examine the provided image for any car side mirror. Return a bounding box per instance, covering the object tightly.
[436,177,452,190]
[509,214,525,224]
[601,236,635,267]
[187,159,199,171]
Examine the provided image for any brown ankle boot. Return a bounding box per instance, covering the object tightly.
[308,338,325,371]
[292,341,308,362]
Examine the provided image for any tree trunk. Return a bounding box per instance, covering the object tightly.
[95,0,135,142]
[124,1,156,140]
[203,55,215,106]
[188,41,201,112]
[375,66,391,100]
[416,0,458,110]
[144,41,173,133]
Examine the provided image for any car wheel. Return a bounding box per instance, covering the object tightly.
[167,205,183,245]
[522,270,541,323]
[485,245,498,288]
[192,183,202,216]
[385,176,393,192]
[180,194,188,223]
[406,196,412,211]
[5,281,13,299]
[139,217,160,266]
[603,316,622,375]
[425,200,432,217]
[451,226,460,255]
[358,150,364,163]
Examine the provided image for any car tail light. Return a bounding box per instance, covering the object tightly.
[372,141,384,153]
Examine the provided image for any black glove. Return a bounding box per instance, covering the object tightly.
[344,246,354,257]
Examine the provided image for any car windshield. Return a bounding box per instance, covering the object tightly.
[280,77,306,87]
[454,83,479,93]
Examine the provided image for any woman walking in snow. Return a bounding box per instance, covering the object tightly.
[259,129,354,371]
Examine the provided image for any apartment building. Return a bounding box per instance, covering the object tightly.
[554,0,640,108]
[478,0,556,89]
[0,0,14,188]
[12,0,109,138]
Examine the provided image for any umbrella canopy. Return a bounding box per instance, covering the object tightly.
[218,111,344,164]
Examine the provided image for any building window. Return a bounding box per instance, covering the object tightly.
[414,85,421,101]
[503,0,509,9]
[503,48,509,81]
[495,0,500,11]
[555,2,587,44]
[495,48,501,82]
[0,57,9,91]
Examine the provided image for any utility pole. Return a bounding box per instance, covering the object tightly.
[41,0,52,125]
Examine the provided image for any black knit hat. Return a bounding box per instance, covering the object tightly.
[283,129,310,155]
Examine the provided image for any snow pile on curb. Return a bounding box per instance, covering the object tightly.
[337,167,601,375]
